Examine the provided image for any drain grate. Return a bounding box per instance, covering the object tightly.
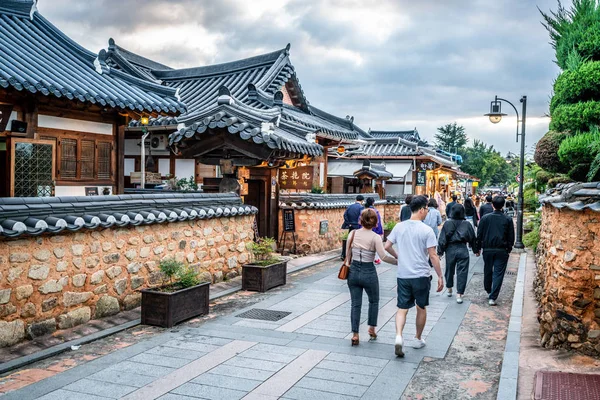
[506,270,518,276]
[534,371,600,399]
[236,308,291,322]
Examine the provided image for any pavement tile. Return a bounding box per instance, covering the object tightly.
[106,360,175,378]
[176,335,232,346]
[36,389,110,400]
[63,378,138,398]
[129,353,193,369]
[295,376,369,397]
[157,394,198,400]
[144,346,206,361]
[208,364,275,381]
[282,387,358,400]
[161,339,221,353]
[239,349,298,364]
[191,373,263,391]
[251,343,307,356]
[316,360,381,376]
[324,352,389,367]
[87,369,156,388]
[306,368,376,386]
[172,382,247,400]
[224,357,287,372]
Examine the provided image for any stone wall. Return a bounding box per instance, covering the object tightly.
[383,204,400,223]
[279,207,345,254]
[535,205,600,355]
[0,215,255,347]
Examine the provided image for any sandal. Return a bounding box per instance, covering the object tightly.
[368,328,377,341]
[351,337,359,346]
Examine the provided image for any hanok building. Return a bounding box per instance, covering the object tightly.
[328,129,467,200]
[0,1,184,198]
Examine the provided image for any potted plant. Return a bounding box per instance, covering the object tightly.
[383,220,397,241]
[340,230,349,253]
[242,238,287,292]
[140,258,210,327]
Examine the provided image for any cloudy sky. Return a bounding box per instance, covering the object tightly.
[40,0,562,156]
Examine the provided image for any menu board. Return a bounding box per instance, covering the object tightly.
[283,209,295,232]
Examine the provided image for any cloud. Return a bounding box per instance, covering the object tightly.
[37,0,562,155]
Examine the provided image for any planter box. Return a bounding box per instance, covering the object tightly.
[242,260,287,292]
[140,282,210,328]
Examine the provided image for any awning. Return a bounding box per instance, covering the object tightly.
[327,161,364,177]
[385,162,412,181]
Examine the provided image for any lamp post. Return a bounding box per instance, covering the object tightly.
[140,116,150,189]
[484,95,527,249]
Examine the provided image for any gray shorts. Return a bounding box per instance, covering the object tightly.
[397,277,431,309]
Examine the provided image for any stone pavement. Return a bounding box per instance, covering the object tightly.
[2,251,520,400]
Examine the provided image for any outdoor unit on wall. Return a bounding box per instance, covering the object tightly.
[150,134,168,151]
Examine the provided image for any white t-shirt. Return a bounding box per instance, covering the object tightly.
[387,219,438,279]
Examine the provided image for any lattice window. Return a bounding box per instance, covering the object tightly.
[80,139,95,179]
[60,138,77,179]
[12,140,54,197]
[97,141,112,180]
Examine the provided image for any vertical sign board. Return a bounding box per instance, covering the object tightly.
[319,220,328,235]
[283,209,295,232]
[416,170,427,186]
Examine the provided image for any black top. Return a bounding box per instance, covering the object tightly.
[476,210,515,253]
[343,203,364,229]
[400,205,412,222]
[479,203,494,218]
[437,205,479,255]
[445,201,456,216]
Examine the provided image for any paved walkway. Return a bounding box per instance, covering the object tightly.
[3,251,519,400]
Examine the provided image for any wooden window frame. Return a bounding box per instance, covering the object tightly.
[9,138,56,197]
[37,127,116,186]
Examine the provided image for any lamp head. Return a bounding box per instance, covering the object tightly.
[337,144,345,154]
[484,99,507,124]
[140,116,150,126]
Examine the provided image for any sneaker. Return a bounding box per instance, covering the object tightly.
[456,297,463,304]
[447,288,452,297]
[412,338,426,349]
[394,336,404,357]
[488,299,497,306]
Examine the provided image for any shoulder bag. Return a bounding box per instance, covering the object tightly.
[338,230,356,280]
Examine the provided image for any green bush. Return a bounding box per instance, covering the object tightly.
[250,237,280,265]
[523,187,539,212]
[569,163,593,181]
[383,220,397,231]
[177,266,200,288]
[523,228,541,252]
[557,131,600,165]
[158,258,201,289]
[550,101,600,133]
[551,61,600,112]
[547,174,573,187]
[534,131,569,173]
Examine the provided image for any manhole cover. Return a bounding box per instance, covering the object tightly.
[236,308,291,321]
[534,371,600,400]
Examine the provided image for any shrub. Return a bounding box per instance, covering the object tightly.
[534,131,568,173]
[158,258,201,290]
[383,220,397,231]
[340,231,349,241]
[568,163,593,181]
[547,174,573,187]
[311,186,325,194]
[523,228,541,252]
[557,131,600,165]
[523,187,539,212]
[550,101,600,133]
[250,237,280,265]
[551,61,600,112]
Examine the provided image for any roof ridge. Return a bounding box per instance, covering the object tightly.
[108,38,173,71]
[0,0,36,17]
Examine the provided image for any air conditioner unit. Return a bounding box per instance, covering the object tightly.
[150,134,168,151]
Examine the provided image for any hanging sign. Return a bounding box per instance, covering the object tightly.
[419,161,436,170]
[279,166,314,190]
[283,209,296,232]
[416,170,427,186]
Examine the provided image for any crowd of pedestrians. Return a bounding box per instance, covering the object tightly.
[341,191,515,357]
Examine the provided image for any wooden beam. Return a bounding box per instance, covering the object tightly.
[24,101,38,138]
[170,152,175,178]
[116,124,125,194]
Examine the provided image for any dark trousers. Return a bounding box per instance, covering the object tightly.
[445,244,470,294]
[483,249,509,300]
[347,261,379,333]
[341,226,355,259]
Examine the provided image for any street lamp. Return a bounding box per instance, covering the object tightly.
[484,95,527,249]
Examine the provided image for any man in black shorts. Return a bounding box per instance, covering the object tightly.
[385,195,444,357]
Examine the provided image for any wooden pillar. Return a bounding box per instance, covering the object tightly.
[116,125,125,194]
[323,147,329,192]
[269,168,279,239]
[170,152,176,179]
[24,102,37,138]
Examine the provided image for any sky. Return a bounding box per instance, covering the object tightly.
[39,0,562,156]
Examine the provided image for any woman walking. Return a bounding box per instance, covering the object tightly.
[423,198,443,237]
[437,204,480,303]
[464,196,479,228]
[364,197,384,264]
[345,209,397,345]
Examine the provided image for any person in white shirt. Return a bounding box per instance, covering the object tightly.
[384,195,444,357]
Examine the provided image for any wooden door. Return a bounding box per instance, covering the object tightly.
[246,179,267,238]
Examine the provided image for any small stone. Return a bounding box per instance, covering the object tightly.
[131,276,145,289]
[217,245,228,256]
[127,262,142,274]
[106,266,122,279]
[204,227,213,236]
[186,253,195,263]
[20,303,36,318]
[213,271,223,283]
[85,256,100,269]
[90,270,105,284]
[53,248,65,259]
[143,235,155,244]
[50,236,65,243]
[114,278,127,295]
[90,242,100,254]
[9,253,30,263]
[179,240,187,250]
[63,292,92,307]
[549,247,557,256]
[140,247,151,258]
[591,265,600,271]
[56,261,68,272]
[567,334,580,343]
[184,230,193,238]
[564,251,576,262]
[93,285,108,294]
[0,304,17,317]
[28,264,50,280]
[588,330,600,340]
[196,250,207,260]
[168,243,176,251]
[227,256,238,269]
[595,289,600,300]
[95,296,120,318]
[33,250,51,262]
[175,252,185,262]
[125,249,137,261]
[72,274,87,287]
[123,293,141,310]
[102,242,112,252]
[214,236,223,243]
[148,271,165,286]
[0,320,25,346]
[103,253,120,264]
[190,240,198,249]
[27,318,56,339]
[16,285,33,300]
[239,253,249,263]
[128,237,140,245]
[72,258,83,269]
[144,261,157,272]
[0,289,11,304]
[7,267,23,282]
[42,297,58,312]
[59,276,69,287]
[154,246,165,255]
[226,270,239,280]
[39,280,63,294]
[236,242,246,252]
[199,271,212,283]
[58,307,91,329]
[71,244,85,256]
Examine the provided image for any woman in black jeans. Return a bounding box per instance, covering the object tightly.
[345,209,397,345]
[437,204,480,303]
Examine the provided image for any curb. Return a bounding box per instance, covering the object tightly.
[497,252,527,399]
[0,253,339,376]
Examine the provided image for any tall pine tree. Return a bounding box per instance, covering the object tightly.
[434,122,468,152]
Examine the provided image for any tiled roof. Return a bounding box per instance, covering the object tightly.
[279,193,386,209]
[368,129,420,142]
[354,163,393,180]
[0,193,257,238]
[539,182,600,212]
[354,139,420,157]
[0,1,185,114]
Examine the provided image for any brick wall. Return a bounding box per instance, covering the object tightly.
[535,205,600,355]
[0,215,255,347]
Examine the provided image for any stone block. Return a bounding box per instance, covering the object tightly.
[50,236,65,243]
[53,248,65,259]
[103,253,120,264]
[20,302,36,318]
[90,242,100,254]
[59,276,69,287]
[63,291,92,307]
[588,330,600,340]
[56,261,68,272]
[58,306,91,329]
[186,253,195,263]
[0,289,11,304]
[9,253,30,263]
[204,227,213,236]
[184,230,193,237]
[123,293,141,310]
[85,256,100,269]
[127,262,142,274]
[102,242,112,252]
[42,297,58,312]
[0,320,25,347]
[114,278,128,295]
[129,237,140,245]
[143,235,155,244]
[73,274,87,287]
[33,249,51,262]
[106,266,122,279]
[236,242,246,252]
[568,334,580,342]
[217,245,228,256]
[28,264,50,280]
[71,244,85,256]
[0,304,17,317]
[27,318,56,339]
[131,276,145,289]
[16,285,33,300]
[148,271,165,286]
[140,247,151,258]
[199,271,212,283]
[154,246,165,255]
[95,295,120,318]
[168,242,176,251]
[226,270,239,280]
[125,250,137,261]
[93,284,108,294]
[91,270,105,284]
[564,251,576,262]
[227,257,238,269]
[196,250,208,260]
[213,271,223,283]
[179,240,187,249]
[39,279,63,294]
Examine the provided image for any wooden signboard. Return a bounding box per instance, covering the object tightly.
[283,209,295,232]
[416,170,427,187]
[419,161,437,171]
[279,166,313,190]
[85,187,98,196]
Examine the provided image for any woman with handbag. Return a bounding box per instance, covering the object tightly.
[437,204,480,304]
[344,208,397,346]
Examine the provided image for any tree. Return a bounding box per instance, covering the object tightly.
[434,122,468,152]
[459,140,518,187]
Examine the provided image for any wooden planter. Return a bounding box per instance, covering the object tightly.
[242,260,287,292]
[140,282,210,328]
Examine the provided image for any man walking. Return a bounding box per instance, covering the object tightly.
[341,195,364,260]
[385,196,444,357]
[399,194,413,222]
[445,194,458,217]
[476,196,515,306]
[479,195,494,219]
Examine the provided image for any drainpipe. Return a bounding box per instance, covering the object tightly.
[140,131,149,189]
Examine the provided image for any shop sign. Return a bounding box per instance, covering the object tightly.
[416,170,427,186]
[283,209,295,232]
[279,166,313,189]
[472,181,479,187]
[419,161,436,170]
[319,220,328,235]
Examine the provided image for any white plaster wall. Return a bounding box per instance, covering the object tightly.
[38,115,113,135]
[175,159,195,180]
[55,186,112,196]
[159,159,170,176]
[125,138,170,156]
[124,158,135,177]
